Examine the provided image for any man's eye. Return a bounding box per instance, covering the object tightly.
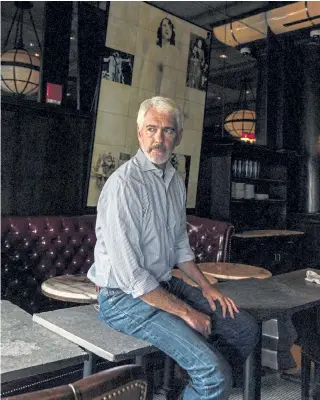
[164,128,175,134]
[147,127,156,133]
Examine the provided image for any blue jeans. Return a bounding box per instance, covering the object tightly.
[98,277,259,400]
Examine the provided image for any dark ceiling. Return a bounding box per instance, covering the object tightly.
[1,1,317,131]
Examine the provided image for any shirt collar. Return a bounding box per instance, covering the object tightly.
[134,148,176,181]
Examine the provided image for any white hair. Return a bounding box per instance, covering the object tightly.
[137,96,183,132]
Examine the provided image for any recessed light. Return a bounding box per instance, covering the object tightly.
[29,42,34,47]
[220,54,227,59]
[70,35,75,40]
[217,97,221,100]
[34,53,40,57]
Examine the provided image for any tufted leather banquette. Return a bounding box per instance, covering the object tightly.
[1,215,234,314]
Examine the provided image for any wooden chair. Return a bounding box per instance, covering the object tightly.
[5,365,147,400]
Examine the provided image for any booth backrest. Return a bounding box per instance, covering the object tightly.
[1,215,234,314]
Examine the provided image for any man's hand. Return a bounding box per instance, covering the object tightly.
[181,308,211,338]
[202,285,239,319]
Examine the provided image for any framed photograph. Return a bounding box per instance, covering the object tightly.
[186,33,210,91]
[101,47,134,86]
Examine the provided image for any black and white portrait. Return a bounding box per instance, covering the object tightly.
[186,34,210,91]
[93,152,116,190]
[170,153,191,194]
[102,47,134,86]
[156,17,175,48]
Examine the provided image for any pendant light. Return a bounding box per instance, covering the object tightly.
[1,1,42,95]
[224,76,256,143]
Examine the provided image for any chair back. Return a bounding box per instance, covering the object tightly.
[71,365,147,400]
[4,365,147,400]
[3,384,74,400]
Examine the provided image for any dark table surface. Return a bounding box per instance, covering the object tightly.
[218,268,320,322]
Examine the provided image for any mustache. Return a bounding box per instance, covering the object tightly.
[148,144,167,153]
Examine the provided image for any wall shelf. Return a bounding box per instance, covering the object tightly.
[196,142,297,232]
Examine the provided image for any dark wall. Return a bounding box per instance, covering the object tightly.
[1,99,94,216]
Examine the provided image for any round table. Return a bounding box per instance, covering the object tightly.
[41,274,97,304]
[172,269,218,287]
[198,262,272,280]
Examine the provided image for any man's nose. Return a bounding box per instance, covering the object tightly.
[154,128,164,142]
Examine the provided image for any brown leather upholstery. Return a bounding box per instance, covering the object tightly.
[3,384,74,400]
[5,365,147,400]
[1,215,234,314]
[71,365,147,400]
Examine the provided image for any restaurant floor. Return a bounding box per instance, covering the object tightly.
[153,371,305,400]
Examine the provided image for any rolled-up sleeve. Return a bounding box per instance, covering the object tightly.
[99,178,159,298]
[174,188,195,265]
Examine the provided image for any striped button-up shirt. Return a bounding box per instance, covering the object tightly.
[87,149,195,298]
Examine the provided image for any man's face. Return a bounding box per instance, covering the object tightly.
[137,108,181,166]
[162,19,172,40]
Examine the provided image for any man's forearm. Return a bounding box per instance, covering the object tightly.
[177,260,212,290]
[140,286,192,318]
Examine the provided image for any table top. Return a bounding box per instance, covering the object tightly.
[233,229,305,238]
[198,262,272,280]
[172,269,218,286]
[33,305,156,362]
[218,268,320,322]
[41,274,97,304]
[1,300,87,383]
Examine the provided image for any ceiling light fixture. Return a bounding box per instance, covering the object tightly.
[1,1,42,96]
[213,2,320,47]
[224,76,256,143]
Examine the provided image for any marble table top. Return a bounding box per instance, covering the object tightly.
[41,274,97,303]
[218,268,320,322]
[1,300,87,383]
[198,262,272,280]
[33,305,156,362]
[172,269,218,286]
[234,229,305,238]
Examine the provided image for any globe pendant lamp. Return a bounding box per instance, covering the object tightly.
[224,77,256,143]
[1,2,42,96]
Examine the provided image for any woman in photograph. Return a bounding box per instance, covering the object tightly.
[196,38,205,69]
[156,17,175,48]
[188,43,201,89]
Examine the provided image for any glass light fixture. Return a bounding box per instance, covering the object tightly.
[1,1,42,95]
[224,77,256,143]
[213,1,320,47]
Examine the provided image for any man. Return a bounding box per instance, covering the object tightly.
[88,97,258,400]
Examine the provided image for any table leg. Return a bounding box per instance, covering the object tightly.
[243,323,262,400]
[156,356,175,400]
[83,351,96,377]
[135,356,154,400]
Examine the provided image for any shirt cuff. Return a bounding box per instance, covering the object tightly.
[130,274,160,298]
[175,248,195,265]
